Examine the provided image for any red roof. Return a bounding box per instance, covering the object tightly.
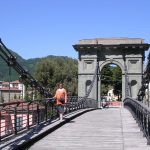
[0,87,21,91]
[1,80,21,85]
[11,80,21,84]
[2,82,9,85]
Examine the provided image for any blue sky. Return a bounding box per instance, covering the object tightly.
[0,0,150,60]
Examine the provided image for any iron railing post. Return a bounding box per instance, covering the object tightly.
[27,103,30,130]
[37,104,40,125]
[14,107,17,135]
[0,96,97,142]
[147,116,150,145]
[0,111,1,142]
[45,101,48,122]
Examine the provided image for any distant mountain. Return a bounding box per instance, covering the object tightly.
[0,49,77,81]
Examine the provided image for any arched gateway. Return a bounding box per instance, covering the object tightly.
[73,38,150,107]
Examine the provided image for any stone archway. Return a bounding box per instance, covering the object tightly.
[99,59,123,104]
[100,59,124,73]
[73,38,149,108]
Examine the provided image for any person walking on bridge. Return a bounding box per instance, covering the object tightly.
[53,83,67,121]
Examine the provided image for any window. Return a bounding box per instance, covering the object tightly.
[16,117,23,130]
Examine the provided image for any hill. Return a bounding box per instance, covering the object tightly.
[0,50,77,81]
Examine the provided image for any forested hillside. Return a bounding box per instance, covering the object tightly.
[0,50,78,82]
[0,50,26,81]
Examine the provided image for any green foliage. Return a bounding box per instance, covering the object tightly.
[0,49,78,97]
[0,58,19,81]
[101,64,122,98]
[24,92,30,101]
[0,49,43,81]
[34,56,78,96]
[101,65,113,95]
[14,94,17,99]
[112,66,122,82]
[1,94,4,103]
[112,67,122,100]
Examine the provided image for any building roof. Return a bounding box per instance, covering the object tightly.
[77,38,144,45]
[73,37,150,51]
[11,80,21,84]
[2,82,9,85]
[0,87,21,91]
[2,80,21,84]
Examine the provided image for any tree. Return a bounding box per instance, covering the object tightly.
[101,64,122,100]
[112,66,122,100]
[101,65,113,95]
[34,57,78,96]
[14,94,17,99]
[1,94,4,103]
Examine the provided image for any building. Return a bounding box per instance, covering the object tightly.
[0,80,25,103]
[107,89,116,101]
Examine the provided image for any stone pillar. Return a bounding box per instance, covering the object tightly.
[78,53,97,99]
[73,38,149,105]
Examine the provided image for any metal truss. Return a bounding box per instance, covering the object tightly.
[0,38,52,98]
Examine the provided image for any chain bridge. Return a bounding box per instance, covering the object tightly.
[0,38,150,150]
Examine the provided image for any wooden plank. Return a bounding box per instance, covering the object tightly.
[29,108,150,150]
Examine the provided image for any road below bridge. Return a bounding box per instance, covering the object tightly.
[29,107,150,150]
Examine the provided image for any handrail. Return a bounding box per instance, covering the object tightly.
[124,97,150,145]
[0,96,97,143]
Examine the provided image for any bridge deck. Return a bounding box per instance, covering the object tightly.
[29,107,150,150]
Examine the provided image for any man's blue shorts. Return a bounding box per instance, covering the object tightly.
[57,105,64,114]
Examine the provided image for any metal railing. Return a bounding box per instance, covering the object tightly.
[0,96,97,143]
[124,97,150,145]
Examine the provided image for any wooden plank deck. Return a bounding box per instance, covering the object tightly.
[29,107,150,150]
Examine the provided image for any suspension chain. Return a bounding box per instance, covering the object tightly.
[124,62,130,97]
[84,62,99,98]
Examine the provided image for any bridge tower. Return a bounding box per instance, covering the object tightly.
[73,38,149,107]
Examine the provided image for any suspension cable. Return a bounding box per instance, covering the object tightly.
[124,61,130,98]
[137,52,150,101]
[0,38,52,98]
[84,62,99,98]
